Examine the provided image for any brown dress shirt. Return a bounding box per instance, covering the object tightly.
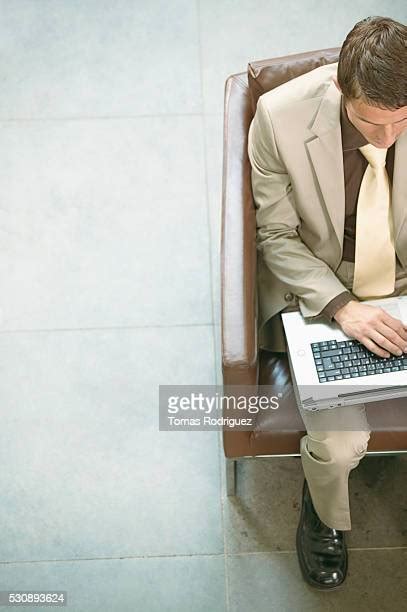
[319,95,396,321]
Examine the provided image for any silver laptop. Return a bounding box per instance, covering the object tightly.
[281,296,407,411]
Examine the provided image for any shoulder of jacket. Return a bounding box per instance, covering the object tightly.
[257,62,338,114]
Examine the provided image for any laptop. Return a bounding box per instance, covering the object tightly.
[281,296,407,411]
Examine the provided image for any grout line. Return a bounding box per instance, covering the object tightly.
[0,112,223,123]
[226,546,407,557]
[194,0,218,385]
[216,429,229,611]
[197,81,215,324]
[0,553,227,566]
[215,427,230,612]
[0,113,198,123]
[341,546,407,552]
[0,323,213,335]
[2,545,404,567]
[196,1,229,610]
[221,467,231,612]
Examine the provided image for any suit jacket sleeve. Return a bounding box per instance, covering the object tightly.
[248,96,353,319]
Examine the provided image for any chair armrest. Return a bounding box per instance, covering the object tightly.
[221,73,258,385]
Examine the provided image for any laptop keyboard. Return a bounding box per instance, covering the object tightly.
[311,339,407,383]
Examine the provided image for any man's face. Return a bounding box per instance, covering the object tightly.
[333,76,407,148]
[345,97,407,149]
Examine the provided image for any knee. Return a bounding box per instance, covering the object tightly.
[307,430,371,466]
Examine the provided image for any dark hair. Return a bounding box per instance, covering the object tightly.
[337,16,407,109]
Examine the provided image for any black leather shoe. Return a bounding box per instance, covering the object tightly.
[296,479,348,590]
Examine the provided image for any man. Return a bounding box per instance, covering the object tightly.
[247,16,407,589]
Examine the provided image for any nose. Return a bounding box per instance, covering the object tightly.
[377,124,397,147]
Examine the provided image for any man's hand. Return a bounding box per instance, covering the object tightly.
[334,300,407,358]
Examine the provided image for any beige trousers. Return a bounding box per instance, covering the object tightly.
[272,258,407,530]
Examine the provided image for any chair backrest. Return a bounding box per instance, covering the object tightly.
[247,47,340,114]
[221,48,341,391]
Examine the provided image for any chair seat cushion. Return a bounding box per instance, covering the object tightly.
[248,350,407,455]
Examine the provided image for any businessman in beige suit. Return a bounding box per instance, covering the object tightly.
[248,16,407,589]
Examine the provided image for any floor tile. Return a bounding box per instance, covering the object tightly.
[222,454,407,554]
[223,457,303,553]
[0,555,226,612]
[0,116,211,329]
[228,549,407,612]
[0,326,222,561]
[347,454,407,548]
[0,0,201,118]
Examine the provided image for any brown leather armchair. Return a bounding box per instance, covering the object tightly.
[221,48,407,495]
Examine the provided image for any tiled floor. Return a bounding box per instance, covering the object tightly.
[0,1,406,611]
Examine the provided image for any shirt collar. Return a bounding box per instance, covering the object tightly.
[340,95,369,151]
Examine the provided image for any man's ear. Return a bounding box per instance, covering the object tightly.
[333,76,342,93]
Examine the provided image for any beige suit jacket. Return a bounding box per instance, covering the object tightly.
[248,62,407,348]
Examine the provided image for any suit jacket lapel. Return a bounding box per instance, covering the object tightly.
[306,80,345,255]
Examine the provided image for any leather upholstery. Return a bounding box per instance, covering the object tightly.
[247,47,340,112]
[221,49,407,458]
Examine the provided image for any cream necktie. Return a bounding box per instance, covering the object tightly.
[352,143,395,298]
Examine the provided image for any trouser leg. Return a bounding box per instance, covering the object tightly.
[298,402,371,531]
